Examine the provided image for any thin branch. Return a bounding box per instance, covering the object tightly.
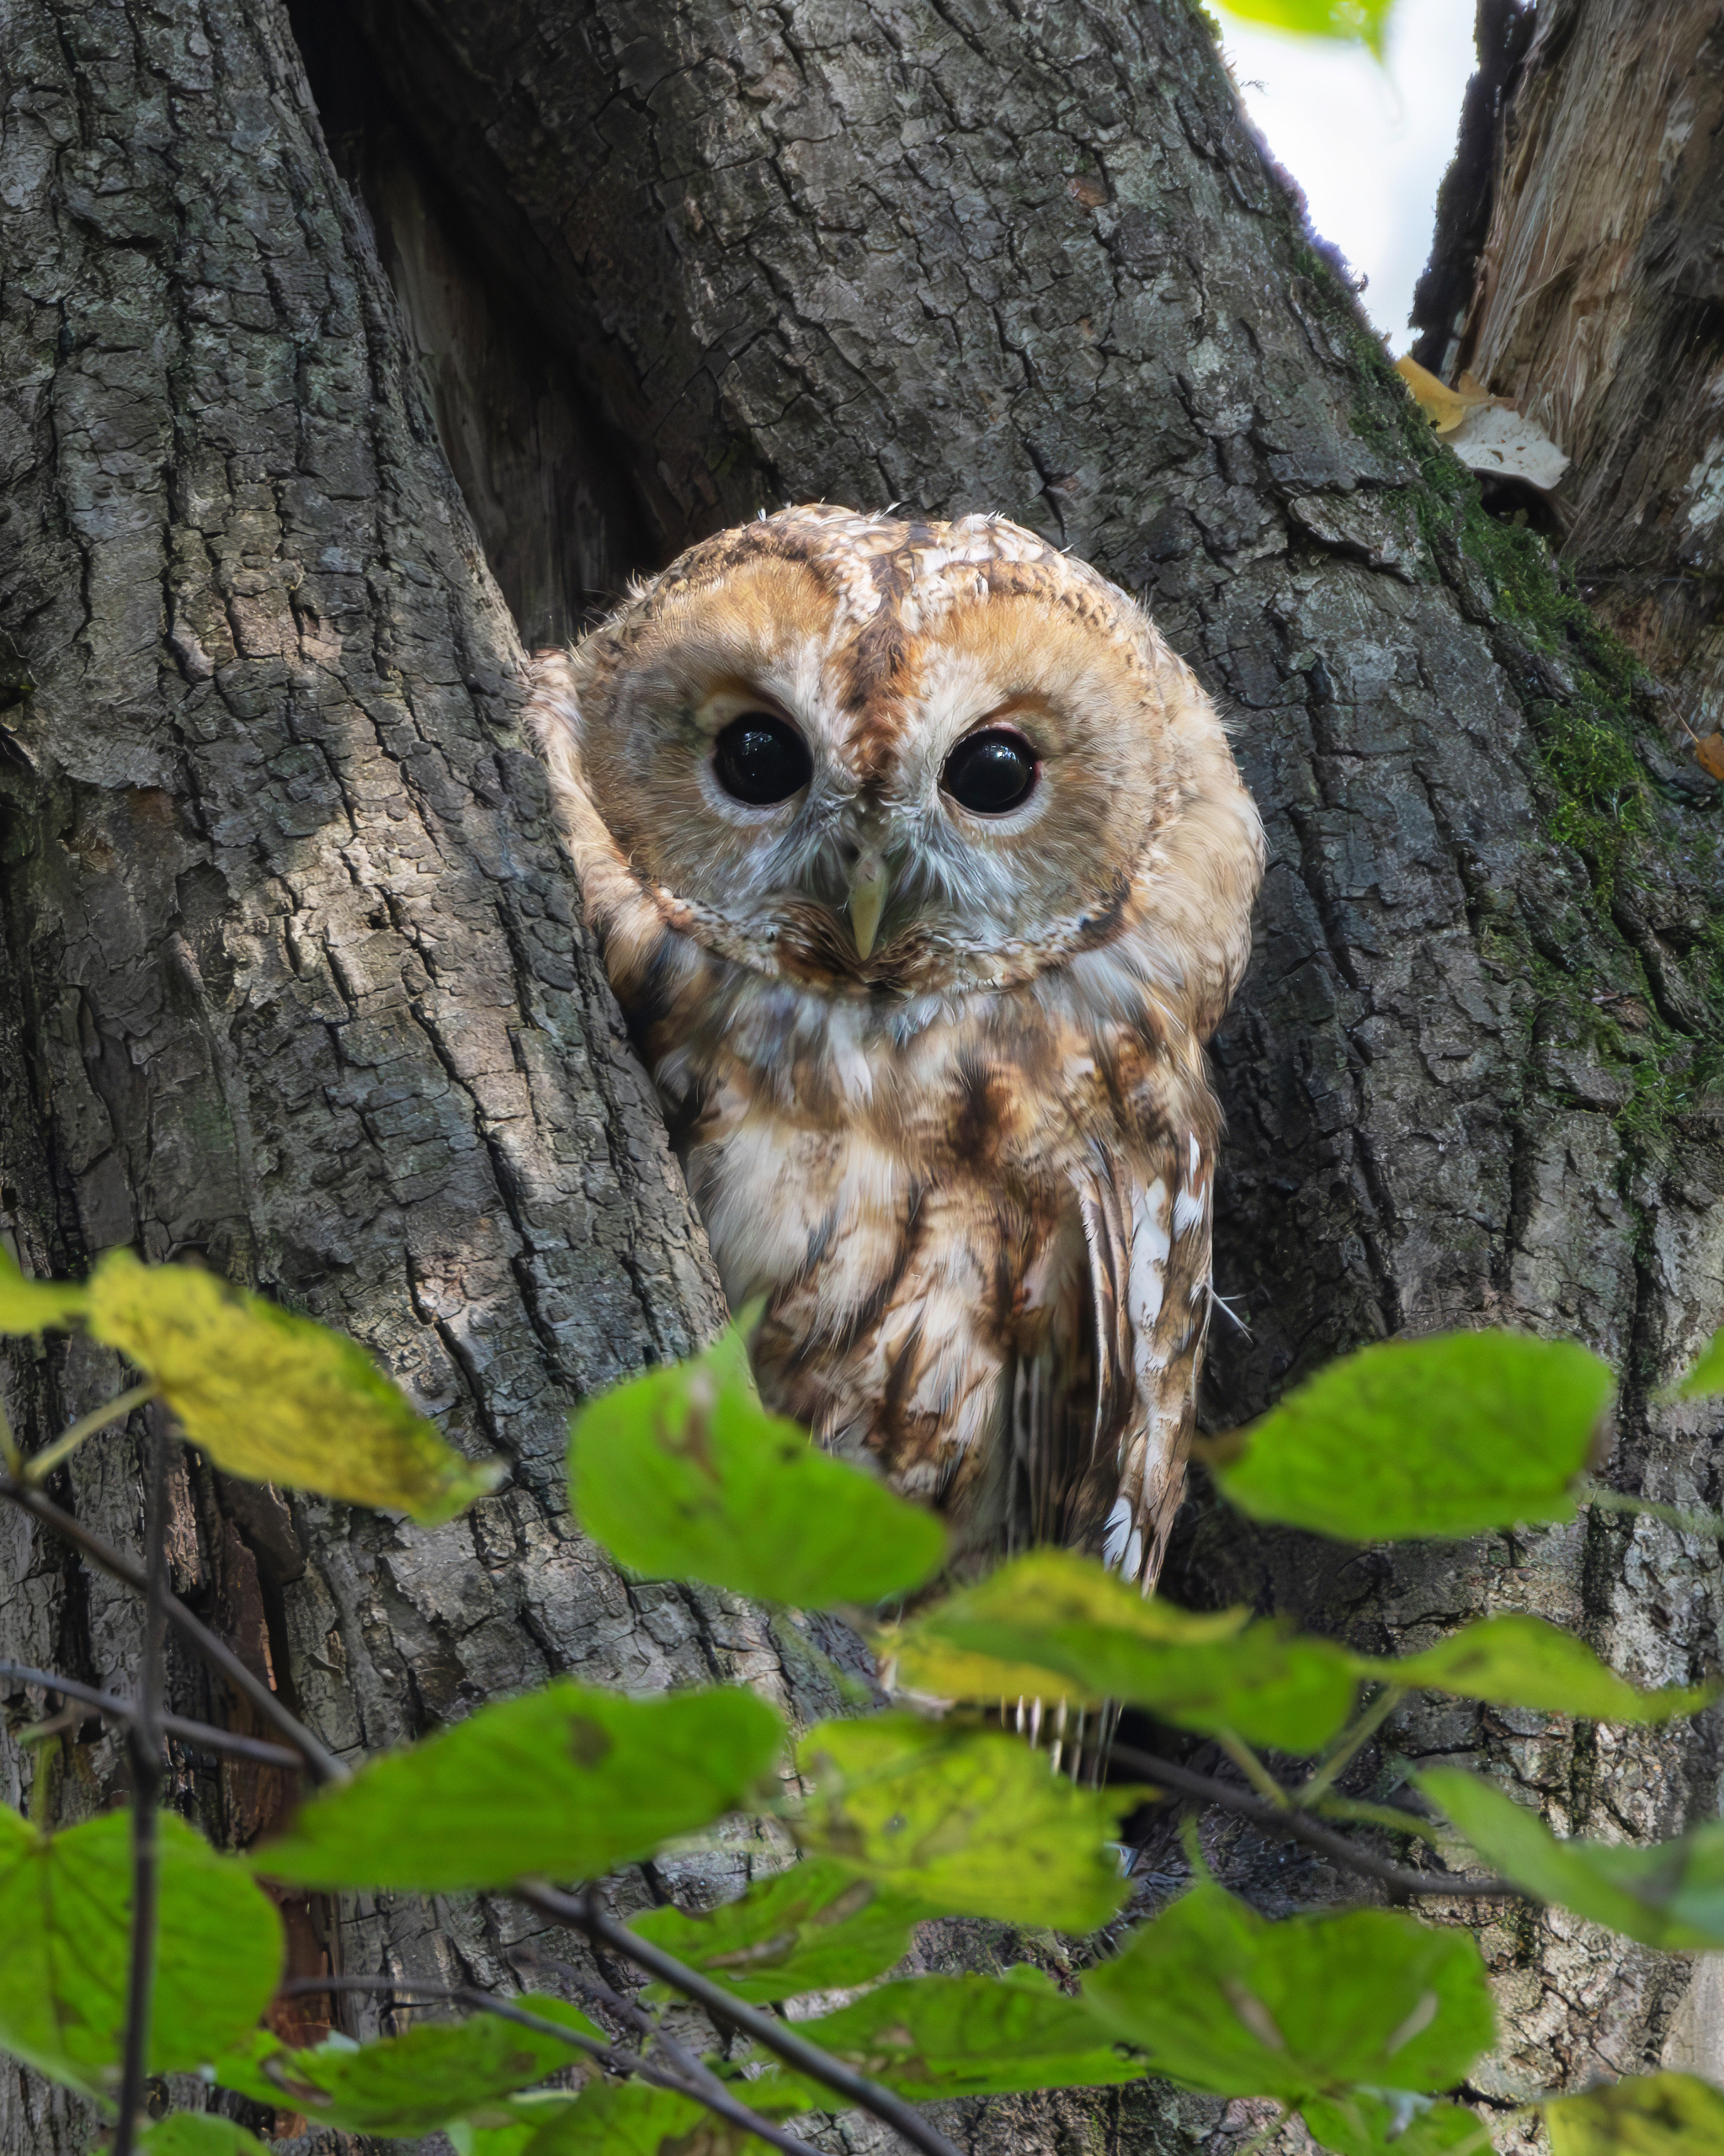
[513,1947,774,2139]
[23,1382,159,1485]
[1296,1685,1405,1808]
[0,1395,19,1477]
[115,1406,172,2156]
[1214,1730,1290,1807]
[0,1660,305,1770]
[278,1975,828,2156]
[0,1476,346,1785]
[516,1882,965,2156]
[1106,1742,1517,1898]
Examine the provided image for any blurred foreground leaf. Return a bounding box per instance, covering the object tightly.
[1419,1770,1724,1951]
[1302,2093,1492,2156]
[886,1550,1357,1753]
[1215,0,1394,56]
[211,2001,593,2136]
[0,1806,282,2103]
[445,2092,578,2156]
[258,1681,783,1892]
[85,1251,501,1525]
[571,1321,944,1605]
[1212,1331,1612,1541]
[1546,2073,1724,2154]
[141,2121,270,2155]
[781,1967,1140,2099]
[1083,1883,1493,2102]
[795,1714,1132,1933]
[519,2080,710,2153]
[1671,1328,1724,1401]
[0,1248,88,1335]
[631,1857,930,2003]
[1369,1616,1714,1722]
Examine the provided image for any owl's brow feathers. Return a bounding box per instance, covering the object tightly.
[530,505,1264,1592]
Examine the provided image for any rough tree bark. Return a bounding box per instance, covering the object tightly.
[1413,0,1724,745]
[1,1,1721,2153]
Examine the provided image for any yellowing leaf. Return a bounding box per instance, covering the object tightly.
[883,1550,1358,1754]
[1545,2072,1724,2155]
[795,1714,1132,1933]
[84,1252,502,1525]
[1396,356,1476,436]
[1216,0,1394,57]
[0,1248,88,1335]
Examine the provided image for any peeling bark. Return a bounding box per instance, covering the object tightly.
[2,0,1722,2151]
[1416,0,1724,741]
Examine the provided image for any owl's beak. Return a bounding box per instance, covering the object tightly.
[848,849,891,961]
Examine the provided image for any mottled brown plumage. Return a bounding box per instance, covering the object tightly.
[531,505,1263,1588]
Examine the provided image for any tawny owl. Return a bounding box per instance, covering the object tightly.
[530,505,1263,1591]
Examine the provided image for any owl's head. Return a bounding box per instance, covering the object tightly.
[534,505,1262,1033]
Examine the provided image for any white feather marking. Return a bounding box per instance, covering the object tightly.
[1103,1495,1133,1569]
[1129,1178,1170,1332]
[1188,1132,1202,1181]
[1173,1182,1209,1238]
[1122,1526,1144,1583]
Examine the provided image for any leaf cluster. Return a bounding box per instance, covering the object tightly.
[2,1243,1721,2156]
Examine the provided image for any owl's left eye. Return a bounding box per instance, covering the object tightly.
[711,714,812,806]
[941,727,1039,815]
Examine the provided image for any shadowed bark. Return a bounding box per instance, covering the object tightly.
[2,1,1722,2151]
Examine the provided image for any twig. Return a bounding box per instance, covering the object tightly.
[1214,1731,1290,1807]
[0,1660,305,1770]
[1106,1742,1517,1898]
[1296,1685,1405,1808]
[513,1947,776,2141]
[0,1476,346,1785]
[115,1406,172,2156]
[517,1882,963,2156]
[23,1382,159,1485]
[278,1975,827,2156]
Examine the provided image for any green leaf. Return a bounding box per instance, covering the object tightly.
[0,1248,88,1334]
[793,1714,1132,1934]
[447,2093,580,2156]
[1418,1770,1724,1951]
[0,1805,283,2103]
[257,1680,784,1892]
[886,1550,1359,1753]
[140,2119,270,2155]
[1302,2093,1493,2156]
[1083,1882,1493,2103]
[630,1857,931,2003]
[1366,1615,1715,1722]
[1212,1331,1613,1542]
[519,2079,711,2154]
[570,1321,945,1606]
[210,1999,593,2137]
[1545,2073,1724,2155]
[1214,0,1394,58]
[84,1250,502,1525]
[781,1967,1141,2100]
[1671,1328,1724,1401]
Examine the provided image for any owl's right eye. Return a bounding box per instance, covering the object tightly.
[711,714,812,806]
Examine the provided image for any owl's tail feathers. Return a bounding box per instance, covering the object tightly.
[1001,1693,1121,1786]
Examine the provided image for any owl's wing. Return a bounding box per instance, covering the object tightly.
[1062,1133,1213,1592]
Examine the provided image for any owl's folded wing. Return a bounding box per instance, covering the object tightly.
[1066,1133,1214,1592]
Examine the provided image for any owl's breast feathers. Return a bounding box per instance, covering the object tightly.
[529,507,1263,1592]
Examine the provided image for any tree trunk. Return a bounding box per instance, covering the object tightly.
[3,1,1721,2152]
[1413,0,1724,749]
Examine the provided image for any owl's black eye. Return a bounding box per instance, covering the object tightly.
[940,728,1039,815]
[711,714,812,806]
